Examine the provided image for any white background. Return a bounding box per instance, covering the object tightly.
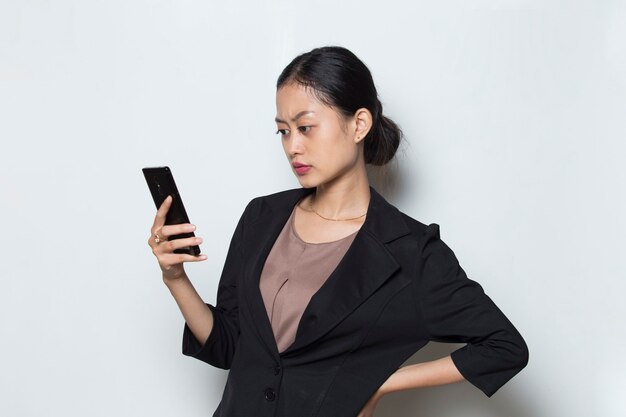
[1,1,624,416]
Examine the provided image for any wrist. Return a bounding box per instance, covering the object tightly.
[162,271,189,286]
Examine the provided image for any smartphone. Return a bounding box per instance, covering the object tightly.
[142,166,201,256]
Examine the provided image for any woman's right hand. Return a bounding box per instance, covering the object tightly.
[148,195,207,281]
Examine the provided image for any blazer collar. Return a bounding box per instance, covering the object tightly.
[256,185,410,243]
[242,185,411,358]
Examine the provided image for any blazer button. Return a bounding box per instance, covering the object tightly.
[264,388,276,402]
[273,366,281,375]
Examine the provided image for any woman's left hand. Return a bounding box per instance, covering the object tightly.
[356,390,383,417]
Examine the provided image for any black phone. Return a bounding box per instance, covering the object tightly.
[142,166,201,256]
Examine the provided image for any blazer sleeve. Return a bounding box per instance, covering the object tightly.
[417,223,529,397]
[181,199,254,369]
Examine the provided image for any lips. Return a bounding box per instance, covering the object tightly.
[292,162,311,175]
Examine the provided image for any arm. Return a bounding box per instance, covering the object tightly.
[148,195,215,350]
[416,223,529,397]
[359,224,528,416]
[164,273,214,346]
[149,195,252,369]
[358,356,464,417]
[379,355,464,393]
[360,355,464,411]
[180,200,252,369]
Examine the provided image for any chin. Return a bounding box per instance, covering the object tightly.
[296,180,317,189]
[295,176,320,189]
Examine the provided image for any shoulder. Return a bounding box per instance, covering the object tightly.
[396,211,447,264]
[398,211,441,245]
[373,192,440,247]
[396,209,457,268]
[347,187,446,259]
[396,210,434,236]
[391,209,461,284]
[396,206,449,246]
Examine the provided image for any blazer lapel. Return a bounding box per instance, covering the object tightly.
[241,186,411,358]
[241,186,314,357]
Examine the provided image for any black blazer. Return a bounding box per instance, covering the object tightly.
[182,186,529,417]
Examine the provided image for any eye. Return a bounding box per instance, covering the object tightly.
[298,126,311,133]
[276,128,289,136]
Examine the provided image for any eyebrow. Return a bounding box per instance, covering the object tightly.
[274,111,316,124]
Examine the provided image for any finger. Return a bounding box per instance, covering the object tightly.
[151,195,173,231]
[161,236,203,253]
[160,223,196,238]
[160,252,208,265]
[147,230,174,248]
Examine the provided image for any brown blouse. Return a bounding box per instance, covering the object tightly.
[259,204,359,353]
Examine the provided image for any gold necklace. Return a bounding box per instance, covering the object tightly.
[308,195,367,221]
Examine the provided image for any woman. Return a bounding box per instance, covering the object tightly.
[148,46,529,417]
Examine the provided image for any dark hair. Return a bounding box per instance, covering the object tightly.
[276,46,403,166]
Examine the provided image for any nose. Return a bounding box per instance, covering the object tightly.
[286,132,305,157]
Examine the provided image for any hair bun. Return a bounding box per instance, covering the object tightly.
[365,109,402,166]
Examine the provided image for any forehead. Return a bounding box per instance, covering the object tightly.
[275,83,329,118]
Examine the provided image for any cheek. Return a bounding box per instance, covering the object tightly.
[317,142,358,174]
[331,135,359,162]
[319,124,352,154]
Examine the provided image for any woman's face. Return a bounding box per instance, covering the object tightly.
[275,82,367,188]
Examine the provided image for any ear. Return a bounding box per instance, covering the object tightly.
[353,108,373,144]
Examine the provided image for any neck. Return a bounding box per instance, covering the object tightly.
[311,170,371,220]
